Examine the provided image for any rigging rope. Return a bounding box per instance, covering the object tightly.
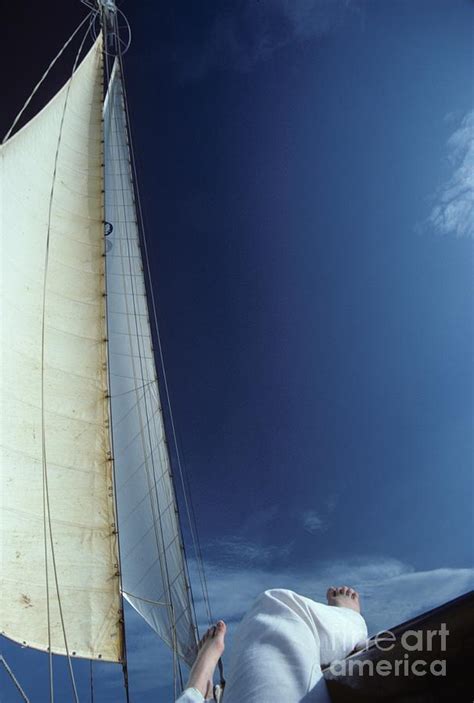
[2,12,96,143]
[40,19,95,703]
[0,655,31,703]
[89,661,94,703]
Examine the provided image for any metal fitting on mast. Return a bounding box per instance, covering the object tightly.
[98,0,117,31]
[90,0,131,56]
[87,0,131,57]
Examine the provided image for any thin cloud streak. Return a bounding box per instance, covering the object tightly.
[302,509,327,534]
[428,110,474,238]
[173,0,358,80]
[207,535,294,565]
[300,495,339,534]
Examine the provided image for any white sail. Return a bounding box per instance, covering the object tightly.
[0,38,123,662]
[103,61,198,666]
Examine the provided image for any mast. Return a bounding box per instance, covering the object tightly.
[98,3,131,699]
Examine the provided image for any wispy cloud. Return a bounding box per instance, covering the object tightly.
[427,110,474,238]
[204,504,294,566]
[302,509,327,533]
[325,495,338,513]
[207,535,294,566]
[239,504,280,534]
[301,494,339,534]
[173,0,357,80]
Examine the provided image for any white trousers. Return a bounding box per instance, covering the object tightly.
[176,588,368,703]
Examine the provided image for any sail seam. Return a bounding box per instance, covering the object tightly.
[121,591,169,607]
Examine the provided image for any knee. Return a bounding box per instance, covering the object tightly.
[255,588,286,601]
[253,588,297,610]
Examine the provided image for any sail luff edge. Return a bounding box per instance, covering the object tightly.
[102,49,127,669]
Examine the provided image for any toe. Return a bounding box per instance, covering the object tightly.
[215,621,226,641]
[202,626,213,643]
[327,586,337,597]
[338,586,345,594]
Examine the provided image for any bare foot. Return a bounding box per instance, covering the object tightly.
[326,585,361,614]
[187,621,226,699]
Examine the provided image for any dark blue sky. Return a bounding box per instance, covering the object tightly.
[2,1,473,701]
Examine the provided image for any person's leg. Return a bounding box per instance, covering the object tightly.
[222,586,368,703]
[176,621,226,703]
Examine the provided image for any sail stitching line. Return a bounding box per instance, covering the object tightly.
[40,22,96,703]
[115,442,166,492]
[121,499,176,559]
[113,409,165,456]
[120,482,172,533]
[113,391,160,430]
[121,591,169,607]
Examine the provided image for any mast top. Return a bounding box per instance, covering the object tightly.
[87,0,131,57]
[98,0,117,16]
